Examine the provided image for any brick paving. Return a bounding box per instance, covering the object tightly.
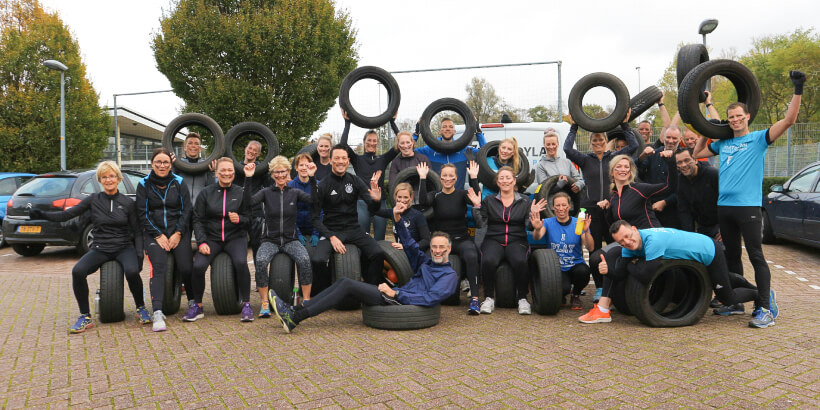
[0,241,818,408]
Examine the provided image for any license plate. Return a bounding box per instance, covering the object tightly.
[18,226,41,234]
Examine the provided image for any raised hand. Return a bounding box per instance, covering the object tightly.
[393,201,408,218]
[244,162,255,177]
[466,188,481,208]
[306,162,317,177]
[170,152,177,163]
[529,212,544,230]
[531,198,547,214]
[340,107,349,120]
[790,70,806,94]
[416,162,429,179]
[467,161,479,179]
[598,254,608,275]
[704,90,713,105]
[623,108,632,123]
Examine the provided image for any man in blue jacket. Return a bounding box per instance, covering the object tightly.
[269,201,457,333]
[414,117,486,189]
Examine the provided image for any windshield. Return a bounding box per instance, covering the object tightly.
[14,176,74,197]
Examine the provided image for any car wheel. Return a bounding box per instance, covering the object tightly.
[761,209,777,244]
[0,225,5,248]
[77,224,94,254]
[12,244,44,257]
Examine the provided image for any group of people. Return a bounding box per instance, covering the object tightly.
[39,70,804,333]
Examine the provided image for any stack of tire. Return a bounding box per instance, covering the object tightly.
[488,249,564,315]
[97,255,183,322]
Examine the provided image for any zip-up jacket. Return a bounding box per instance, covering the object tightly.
[475,192,532,246]
[311,171,379,239]
[192,183,249,245]
[136,173,191,239]
[564,123,638,207]
[418,177,481,242]
[393,215,458,306]
[607,182,668,229]
[535,155,585,188]
[677,162,719,233]
[414,132,487,190]
[287,177,320,237]
[341,120,400,191]
[36,191,141,253]
[389,152,429,182]
[173,157,215,201]
[638,150,678,207]
[233,160,271,217]
[245,179,314,246]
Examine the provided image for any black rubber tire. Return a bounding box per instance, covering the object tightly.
[77,223,94,254]
[677,44,710,102]
[269,252,296,305]
[339,66,401,128]
[475,140,531,192]
[12,243,44,257]
[529,249,562,315]
[761,209,777,244]
[606,126,646,157]
[99,261,125,323]
[419,98,477,154]
[362,304,441,330]
[608,279,633,316]
[568,73,630,132]
[678,59,761,140]
[387,167,441,219]
[162,113,226,174]
[628,86,664,121]
[494,262,517,308]
[162,254,182,315]
[378,241,413,286]
[535,175,584,219]
[625,259,712,328]
[225,122,280,176]
[332,244,362,310]
[210,252,243,315]
[441,254,462,306]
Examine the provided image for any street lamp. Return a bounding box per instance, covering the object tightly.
[43,59,68,171]
[698,19,719,46]
[635,66,641,92]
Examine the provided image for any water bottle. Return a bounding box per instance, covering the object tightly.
[94,289,101,317]
[575,208,587,235]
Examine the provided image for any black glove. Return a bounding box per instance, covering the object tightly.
[414,121,421,136]
[475,122,482,135]
[28,209,43,219]
[790,70,806,95]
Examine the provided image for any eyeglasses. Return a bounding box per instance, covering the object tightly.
[153,161,171,166]
[100,175,119,181]
[271,170,288,175]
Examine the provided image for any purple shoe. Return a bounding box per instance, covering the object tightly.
[240,302,254,322]
[182,304,204,322]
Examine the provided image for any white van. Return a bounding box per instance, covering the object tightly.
[456,121,573,169]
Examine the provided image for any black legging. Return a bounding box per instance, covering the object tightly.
[191,237,251,303]
[310,229,385,285]
[718,206,771,309]
[706,238,758,306]
[72,247,144,315]
[297,277,385,321]
[481,239,530,300]
[451,238,480,297]
[563,263,591,296]
[145,232,193,312]
[586,205,609,288]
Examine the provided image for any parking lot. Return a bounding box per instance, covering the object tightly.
[0,241,818,408]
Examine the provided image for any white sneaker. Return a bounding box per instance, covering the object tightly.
[152,310,167,332]
[460,279,469,293]
[518,298,532,315]
[480,297,495,314]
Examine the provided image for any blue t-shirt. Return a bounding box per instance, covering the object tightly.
[544,217,586,271]
[622,228,716,265]
[709,129,769,206]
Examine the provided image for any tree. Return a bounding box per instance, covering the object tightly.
[582,104,610,119]
[528,105,562,122]
[0,0,109,173]
[464,77,500,123]
[152,0,358,156]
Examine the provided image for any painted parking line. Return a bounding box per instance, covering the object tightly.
[797,277,809,282]
[766,260,774,263]
[785,270,796,275]
[774,265,784,269]
[810,285,820,290]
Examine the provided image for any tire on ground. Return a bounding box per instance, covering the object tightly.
[211,252,243,315]
[387,167,441,219]
[99,260,125,323]
[568,73,630,132]
[419,98,477,154]
[269,252,296,305]
[535,175,584,218]
[625,259,712,327]
[678,59,761,140]
[362,304,441,330]
[339,66,401,128]
[494,262,517,308]
[476,140,531,192]
[225,122,280,176]
[332,244,361,310]
[12,243,44,257]
[628,86,664,121]
[529,249,562,315]
[676,44,710,102]
[441,254,462,306]
[162,113,225,174]
[378,241,413,286]
[162,254,183,315]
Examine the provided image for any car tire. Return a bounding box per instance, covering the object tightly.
[568,73,630,132]
[332,244,361,310]
[12,243,44,257]
[387,167,442,219]
[606,126,646,158]
[77,223,94,254]
[99,260,125,323]
[676,44,710,102]
[339,66,401,128]
[529,249,562,315]
[211,252,243,315]
[162,113,226,174]
[761,209,777,244]
[441,254,462,306]
[494,262,517,308]
[378,241,413,286]
[476,140,531,192]
[269,252,296,305]
[225,122,280,176]
[419,98,477,154]
[624,259,712,327]
[535,175,584,219]
[678,59,761,140]
[628,86,664,121]
[0,224,5,248]
[162,254,183,315]
[362,304,440,330]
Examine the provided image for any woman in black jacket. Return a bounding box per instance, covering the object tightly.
[29,161,147,334]
[469,166,533,316]
[184,157,253,323]
[242,156,316,318]
[136,147,192,332]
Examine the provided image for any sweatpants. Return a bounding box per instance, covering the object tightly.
[481,239,530,300]
[718,206,771,309]
[295,277,386,322]
[144,232,193,312]
[72,247,144,315]
[310,229,385,285]
[191,237,251,303]
[451,237,480,297]
[563,263,591,296]
[255,240,313,288]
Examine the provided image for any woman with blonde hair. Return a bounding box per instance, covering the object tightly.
[481,137,522,200]
[314,133,334,180]
[376,182,430,251]
[389,131,429,179]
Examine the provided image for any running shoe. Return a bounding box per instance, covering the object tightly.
[460,279,470,293]
[749,308,775,328]
[136,306,152,324]
[769,289,778,319]
[709,296,724,309]
[570,294,583,310]
[578,305,611,324]
[152,310,167,332]
[593,288,603,304]
[258,301,271,318]
[270,292,297,333]
[518,298,532,315]
[69,314,94,334]
[468,298,480,315]
[240,302,254,322]
[713,303,745,316]
[479,297,495,314]
[182,304,204,322]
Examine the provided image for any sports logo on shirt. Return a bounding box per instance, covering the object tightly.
[345,183,353,194]
[330,190,337,195]
[404,220,411,228]
[561,233,566,241]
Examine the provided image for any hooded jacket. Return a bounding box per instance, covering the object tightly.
[393,217,457,306]
[136,173,191,239]
[245,179,314,246]
[192,183,248,245]
[475,192,532,246]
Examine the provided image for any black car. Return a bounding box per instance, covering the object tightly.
[2,169,145,256]
[762,161,820,248]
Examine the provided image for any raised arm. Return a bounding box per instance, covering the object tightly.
[563,122,586,166]
[704,91,721,120]
[768,71,805,143]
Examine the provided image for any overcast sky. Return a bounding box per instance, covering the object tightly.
[40,0,818,145]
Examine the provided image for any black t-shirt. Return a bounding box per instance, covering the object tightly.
[419,178,480,242]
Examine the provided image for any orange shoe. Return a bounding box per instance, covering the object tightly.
[578,304,611,324]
